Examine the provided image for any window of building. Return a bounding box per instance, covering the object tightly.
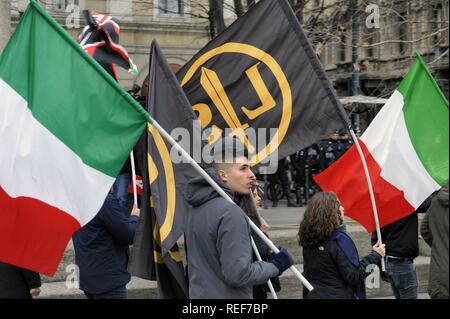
[52,0,79,12]
[362,23,376,59]
[326,43,333,65]
[366,36,374,58]
[339,32,347,62]
[107,0,132,18]
[431,2,446,47]
[158,0,185,16]
[397,9,409,55]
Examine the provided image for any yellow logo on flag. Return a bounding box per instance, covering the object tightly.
[180,42,292,165]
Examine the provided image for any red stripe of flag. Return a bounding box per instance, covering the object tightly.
[0,186,80,276]
[313,141,415,232]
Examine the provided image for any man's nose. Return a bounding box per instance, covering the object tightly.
[248,168,255,179]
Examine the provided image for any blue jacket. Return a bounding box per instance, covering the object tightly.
[302,231,381,299]
[73,194,139,294]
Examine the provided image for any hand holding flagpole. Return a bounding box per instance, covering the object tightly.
[349,129,386,271]
[251,238,278,299]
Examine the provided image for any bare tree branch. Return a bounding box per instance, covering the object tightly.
[430,48,449,64]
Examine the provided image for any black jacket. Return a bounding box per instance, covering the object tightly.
[371,195,433,258]
[302,240,381,299]
[72,194,139,295]
[371,213,419,258]
[0,263,41,298]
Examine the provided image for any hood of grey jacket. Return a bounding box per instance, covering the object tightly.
[437,183,449,207]
[184,168,235,207]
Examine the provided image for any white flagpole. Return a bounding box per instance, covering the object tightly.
[253,211,277,298]
[79,32,91,46]
[349,129,385,271]
[149,120,314,291]
[130,151,138,208]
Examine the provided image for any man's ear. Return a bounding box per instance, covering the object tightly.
[218,169,228,183]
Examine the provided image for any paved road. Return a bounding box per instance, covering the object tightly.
[259,200,305,227]
[259,199,426,229]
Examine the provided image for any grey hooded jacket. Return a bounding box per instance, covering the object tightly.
[183,168,279,299]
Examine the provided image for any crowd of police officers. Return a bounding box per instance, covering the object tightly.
[256,130,353,208]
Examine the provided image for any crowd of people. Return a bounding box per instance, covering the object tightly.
[259,130,353,208]
[1,136,447,300]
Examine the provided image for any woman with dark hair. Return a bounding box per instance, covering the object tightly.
[253,181,270,232]
[298,192,385,299]
[238,184,281,299]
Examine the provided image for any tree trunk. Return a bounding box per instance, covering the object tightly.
[208,0,225,39]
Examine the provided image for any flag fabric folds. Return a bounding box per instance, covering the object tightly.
[128,40,197,298]
[0,0,148,276]
[146,40,199,257]
[177,0,349,166]
[78,10,138,80]
[127,128,188,298]
[314,54,449,232]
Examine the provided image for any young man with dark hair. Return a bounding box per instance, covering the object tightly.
[183,137,294,299]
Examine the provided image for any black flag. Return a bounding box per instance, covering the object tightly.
[128,40,201,298]
[146,40,200,256]
[177,0,350,166]
[127,128,188,298]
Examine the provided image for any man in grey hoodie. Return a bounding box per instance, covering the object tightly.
[183,137,294,298]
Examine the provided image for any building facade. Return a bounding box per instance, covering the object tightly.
[296,0,448,131]
[11,0,212,88]
[8,1,448,101]
[314,0,449,99]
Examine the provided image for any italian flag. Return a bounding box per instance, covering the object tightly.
[0,1,149,276]
[315,54,448,232]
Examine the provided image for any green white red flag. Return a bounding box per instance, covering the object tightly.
[315,54,448,232]
[0,1,148,276]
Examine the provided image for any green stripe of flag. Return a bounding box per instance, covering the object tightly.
[397,54,449,186]
[0,1,152,177]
